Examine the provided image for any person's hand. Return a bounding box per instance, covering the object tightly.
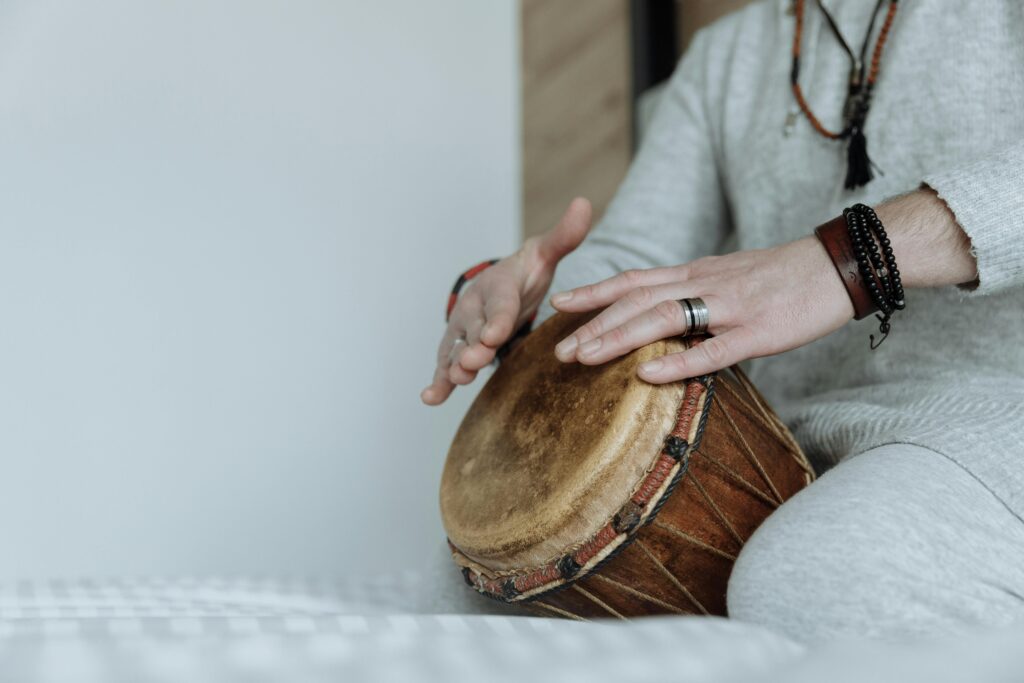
[421,198,594,406]
[549,235,855,383]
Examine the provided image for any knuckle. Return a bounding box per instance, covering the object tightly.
[654,299,683,327]
[522,237,549,266]
[700,337,730,366]
[583,283,602,300]
[449,364,471,384]
[622,269,644,285]
[453,292,482,318]
[738,326,768,357]
[655,353,687,378]
[581,318,604,338]
[607,326,628,346]
[626,286,654,308]
[484,300,514,324]
[687,256,715,277]
[486,316,511,337]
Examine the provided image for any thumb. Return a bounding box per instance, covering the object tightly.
[536,197,593,266]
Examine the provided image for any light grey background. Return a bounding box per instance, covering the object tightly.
[0,0,518,579]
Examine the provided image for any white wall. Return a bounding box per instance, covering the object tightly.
[0,0,518,579]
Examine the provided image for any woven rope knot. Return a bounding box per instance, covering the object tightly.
[501,578,521,600]
[613,501,644,534]
[461,567,475,587]
[556,555,582,580]
[663,436,689,461]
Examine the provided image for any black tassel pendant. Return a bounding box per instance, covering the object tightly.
[844,125,874,190]
[789,0,899,192]
[841,83,878,190]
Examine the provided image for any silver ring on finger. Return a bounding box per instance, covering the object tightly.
[677,297,710,335]
[448,336,468,363]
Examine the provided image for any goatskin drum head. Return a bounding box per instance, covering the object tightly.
[439,311,688,571]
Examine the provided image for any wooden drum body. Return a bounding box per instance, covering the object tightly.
[439,311,813,619]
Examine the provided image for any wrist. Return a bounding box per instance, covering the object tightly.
[874,189,978,289]
[812,205,907,348]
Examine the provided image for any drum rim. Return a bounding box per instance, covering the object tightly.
[447,363,718,607]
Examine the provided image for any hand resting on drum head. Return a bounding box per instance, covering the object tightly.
[420,198,595,406]
[549,235,854,384]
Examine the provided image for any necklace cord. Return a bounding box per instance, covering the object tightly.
[790,0,899,188]
[814,0,887,85]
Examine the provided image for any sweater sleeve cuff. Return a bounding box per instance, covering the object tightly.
[922,141,1024,296]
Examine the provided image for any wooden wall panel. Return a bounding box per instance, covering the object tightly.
[519,0,756,241]
[521,0,632,240]
[677,0,756,52]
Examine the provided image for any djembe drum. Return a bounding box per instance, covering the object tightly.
[439,310,813,619]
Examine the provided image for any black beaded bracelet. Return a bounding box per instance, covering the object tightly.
[859,205,905,310]
[846,210,893,315]
[842,204,905,349]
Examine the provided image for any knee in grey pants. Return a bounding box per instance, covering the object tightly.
[727,443,1024,643]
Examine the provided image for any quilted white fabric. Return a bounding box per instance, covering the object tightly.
[0,574,1023,683]
[0,574,803,682]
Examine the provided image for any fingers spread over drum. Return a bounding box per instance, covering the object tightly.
[578,301,685,365]
[549,265,685,313]
[556,292,730,368]
[638,328,757,383]
[556,284,705,363]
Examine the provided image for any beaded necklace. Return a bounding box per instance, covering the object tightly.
[789,0,900,189]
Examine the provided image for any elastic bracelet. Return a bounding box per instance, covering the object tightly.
[845,210,893,317]
[446,259,536,362]
[848,204,905,348]
[854,203,905,310]
[446,259,499,321]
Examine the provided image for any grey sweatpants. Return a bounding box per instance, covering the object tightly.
[728,443,1024,643]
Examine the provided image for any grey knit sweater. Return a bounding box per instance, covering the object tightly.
[538,0,1024,515]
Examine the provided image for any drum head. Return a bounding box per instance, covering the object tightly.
[440,311,688,571]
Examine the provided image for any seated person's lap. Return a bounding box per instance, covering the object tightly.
[728,443,1024,642]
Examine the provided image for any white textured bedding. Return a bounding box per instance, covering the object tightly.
[1,573,1023,682]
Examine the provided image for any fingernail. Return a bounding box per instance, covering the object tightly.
[640,360,663,374]
[551,291,573,305]
[578,338,602,357]
[555,335,578,358]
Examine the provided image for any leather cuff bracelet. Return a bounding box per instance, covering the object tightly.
[814,215,878,320]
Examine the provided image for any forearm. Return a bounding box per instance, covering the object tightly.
[874,188,978,290]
